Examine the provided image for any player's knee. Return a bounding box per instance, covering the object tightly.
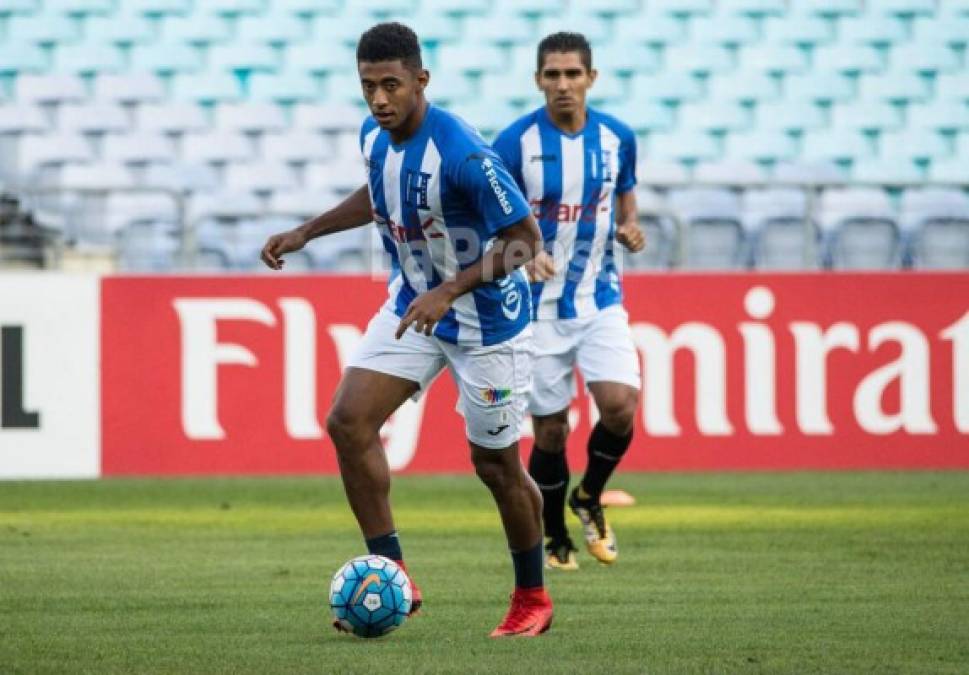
[598,390,639,436]
[325,406,375,453]
[533,413,570,453]
[472,454,514,494]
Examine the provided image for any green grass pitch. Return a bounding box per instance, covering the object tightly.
[1,472,968,674]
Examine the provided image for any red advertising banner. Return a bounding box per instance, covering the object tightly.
[101,274,969,475]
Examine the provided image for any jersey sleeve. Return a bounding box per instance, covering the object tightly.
[616,127,637,195]
[452,147,531,237]
[491,126,525,192]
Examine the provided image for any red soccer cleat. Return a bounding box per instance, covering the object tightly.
[394,560,422,616]
[489,587,554,638]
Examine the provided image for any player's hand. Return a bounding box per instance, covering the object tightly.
[260,229,307,270]
[395,284,458,339]
[524,250,555,282]
[616,221,645,253]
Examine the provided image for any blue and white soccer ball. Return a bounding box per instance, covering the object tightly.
[329,555,412,638]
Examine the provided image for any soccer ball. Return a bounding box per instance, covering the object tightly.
[329,555,412,638]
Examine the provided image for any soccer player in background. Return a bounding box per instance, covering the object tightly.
[261,23,554,637]
[493,32,645,570]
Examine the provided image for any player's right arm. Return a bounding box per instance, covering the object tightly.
[260,185,372,270]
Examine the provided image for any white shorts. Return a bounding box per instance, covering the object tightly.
[528,304,641,417]
[347,307,534,449]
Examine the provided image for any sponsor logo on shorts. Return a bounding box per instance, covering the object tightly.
[481,388,512,405]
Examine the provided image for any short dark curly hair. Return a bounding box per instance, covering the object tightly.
[357,22,423,71]
[537,31,592,72]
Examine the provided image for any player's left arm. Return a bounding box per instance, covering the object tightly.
[613,127,645,253]
[615,190,645,253]
[395,214,541,338]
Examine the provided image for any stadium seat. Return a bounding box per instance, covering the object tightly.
[131,43,203,74]
[690,15,760,45]
[127,0,192,15]
[84,14,156,46]
[391,11,460,44]
[874,0,937,15]
[744,188,819,268]
[181,132,253,164]
[93,74,166,104]
[422,0,490,14]
[292,103,363,133]
[116,223,183,272]
[46,0,113,15]
[901,188,969,268]
[16,134,93,175]
[756,101,825,132]
[831,102,903,132]
[594,43,661,75]
[57,103,130,135]
[801,129,873,162]
[480,73,541,107]
[663,44,735,75]
[650,0,715,15]
[773,160,848,183]
[0,104,49,134]
[286,44,356,75]
[8,14,80,45]
[790,0,862,16]
[936,74,969,102]
[59,161,135,189]
[819,187,900,269]
[493,0,564,16]
[850,158,924,183]
[859,73,931,103]
[740,44,809,75]
[763,15,834,46]
[649,132,721,162]
[248,72,321,103]
[814,45,884,74]
[537,13,611,44]
[209,44,279,73]
[614,13,685,45]
[586,72,627,104]
[268,189,341,217]
[668,188,747,269]
[930,158,969,183]
[171,73,244,104]
[14,74,86,105]
[637,159,691,186]
[352,0,415,15]
[0,0,39,14]
[305,160,367,194]
[913,16,969,47]
[143,162,220,192]
[275,0,340,15]
[236,13,309,44]
[785,72,855,103]
[103,192,179,233]
[324,73,373,105]
[136,103,209,135]
[839,15,908,45]
[224,161,295,193]
[436,44,508,74]
[261,132,333,163]
[708,71,780,103]
[425,71,475,105]
[907,102,969,132]
[720,0,787,15]
[724,130,799,161]
[475,12,535,45]
[0,44,49,75]
[214,103,287,135]
[161,15,232,45]
[629,73,704,103]
[102,133,176,164]
[201,0,266,16]
[311,14,380,47]
[626,188,676,269]
[695,160,768,185]
[890,45,961,75]
[679,102,751,133]
[444,102,519,137]
[598,102,674,133]
[879,128,951,160]
[51,43,125,75]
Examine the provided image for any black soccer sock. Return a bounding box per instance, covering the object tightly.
[527,446,570,541]
[365,530,403,562]
[510,542,544,589]
[580,422,633,501]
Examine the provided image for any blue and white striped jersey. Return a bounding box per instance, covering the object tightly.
[360,104,532,346]
[493,106,637,321]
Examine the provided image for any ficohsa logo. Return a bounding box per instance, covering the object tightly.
[481,157,514,216]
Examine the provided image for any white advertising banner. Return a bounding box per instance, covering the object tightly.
[0,274,99,478]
